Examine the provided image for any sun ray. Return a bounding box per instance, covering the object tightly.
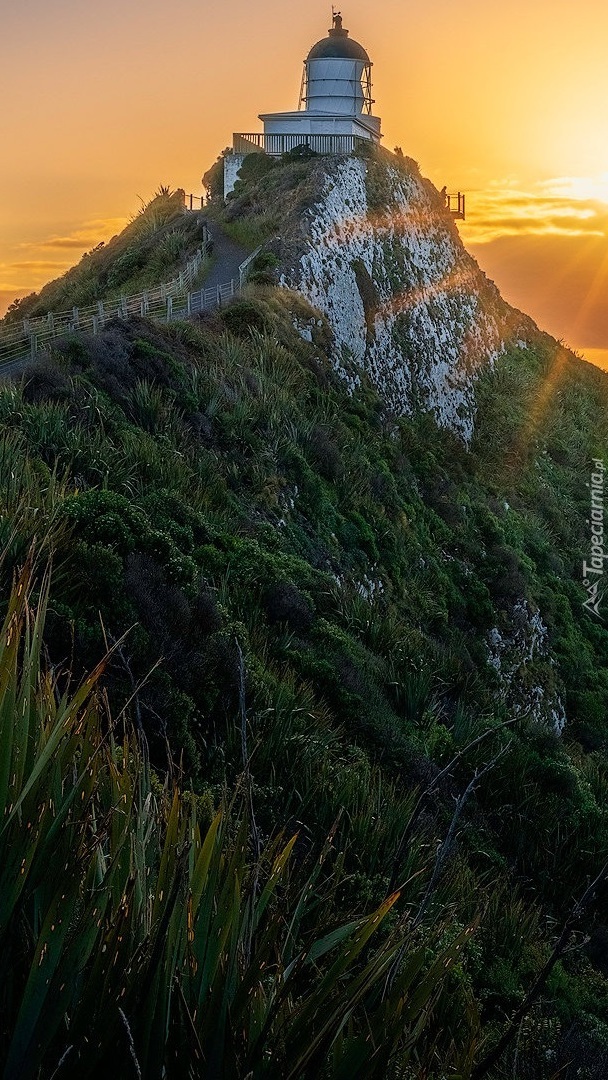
[567,241,608,344]
[499,344,572,484]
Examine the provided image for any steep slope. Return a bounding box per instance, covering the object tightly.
[2,189,208,321]
[218,151,580,735]
[3,152,608,1076]
[222,149,537,440]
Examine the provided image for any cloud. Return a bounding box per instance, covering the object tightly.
[457,175,608,362]
[460,179,608,245]
[0,260,73,296]
[40,238,99,250]
[539,175,608,203]
[20,217,128,253]
[466,230,608,359]
[0,215,128,312]
[2,260,72,272]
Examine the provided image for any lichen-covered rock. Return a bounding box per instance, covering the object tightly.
[486,601,567,734]
[279,155,536,442]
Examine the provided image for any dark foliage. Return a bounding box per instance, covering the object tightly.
[263,580,315,631]
[2,265,608,1075]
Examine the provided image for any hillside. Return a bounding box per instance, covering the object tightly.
[3,189,210,322]
[218,148,538,440]
[2,150,608,1079]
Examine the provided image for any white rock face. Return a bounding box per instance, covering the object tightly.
[281,157,531,442]
[486,601,567,734]
[278,155,558,729]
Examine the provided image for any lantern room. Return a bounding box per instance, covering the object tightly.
[225,13,382,196]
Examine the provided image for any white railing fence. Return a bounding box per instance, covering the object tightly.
[0,235,262,371]
[233,132,369,156]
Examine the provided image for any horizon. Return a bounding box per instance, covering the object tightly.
[2,0,607,368]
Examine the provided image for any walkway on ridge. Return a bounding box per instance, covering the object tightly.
[0,218,255,378]
[200,221,250,295]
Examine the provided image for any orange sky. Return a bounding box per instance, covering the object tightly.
[2,0,608,366]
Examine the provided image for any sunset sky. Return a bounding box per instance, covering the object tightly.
[2,0,607,366]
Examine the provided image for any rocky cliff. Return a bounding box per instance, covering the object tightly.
[221,150,602,735]
[4,157,608,1073]
[274,153,536,442]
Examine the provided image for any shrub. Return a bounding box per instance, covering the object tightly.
[151,227,189,271]
[61,489,148,553]
[0,558,472,1079]
[106,248,145,289]
[191,587,222,637]
[222,298,271,337]
[281,144,318,161]
[307,425,342,481]
[21,361,73,404]
[3,291,38,323]
[248,251,280,286]
[263,580,315,631]
[125,552,192,644]
[237,151,277,183]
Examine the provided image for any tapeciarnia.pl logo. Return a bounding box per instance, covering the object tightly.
[582,458,605,619]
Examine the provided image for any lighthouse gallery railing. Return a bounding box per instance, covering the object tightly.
[233,132,369,156]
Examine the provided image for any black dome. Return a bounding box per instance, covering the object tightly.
[307,25,370,63]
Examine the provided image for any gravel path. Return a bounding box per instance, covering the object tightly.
[201,222,249,290]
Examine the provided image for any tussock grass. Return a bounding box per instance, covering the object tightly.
[4,189,207,323]
[0,554,475,1078]
[0,287,607,1073]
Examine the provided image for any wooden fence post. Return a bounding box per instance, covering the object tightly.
[9,255,244,353]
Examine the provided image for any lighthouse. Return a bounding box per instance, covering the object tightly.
[225,13,382,196]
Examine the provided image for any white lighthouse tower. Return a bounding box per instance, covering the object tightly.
[225,13,382,196]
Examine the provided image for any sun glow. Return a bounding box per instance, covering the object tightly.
[542,176,608,205]
[3,0,608,367]
[511,346,572,473]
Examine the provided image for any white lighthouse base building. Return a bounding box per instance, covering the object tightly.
[223,14,382,198]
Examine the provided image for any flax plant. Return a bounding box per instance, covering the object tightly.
[0,555,475,1079]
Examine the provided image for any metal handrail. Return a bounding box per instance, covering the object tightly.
[233,132,369,157]
[445,192,466,220]
[0,228,212,346]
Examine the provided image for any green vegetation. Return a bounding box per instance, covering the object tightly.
[211,144,429,257]
[3,189,210,324]
[3,153,608,1076]
[212,152,327,252]
[2,559,472,1078]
